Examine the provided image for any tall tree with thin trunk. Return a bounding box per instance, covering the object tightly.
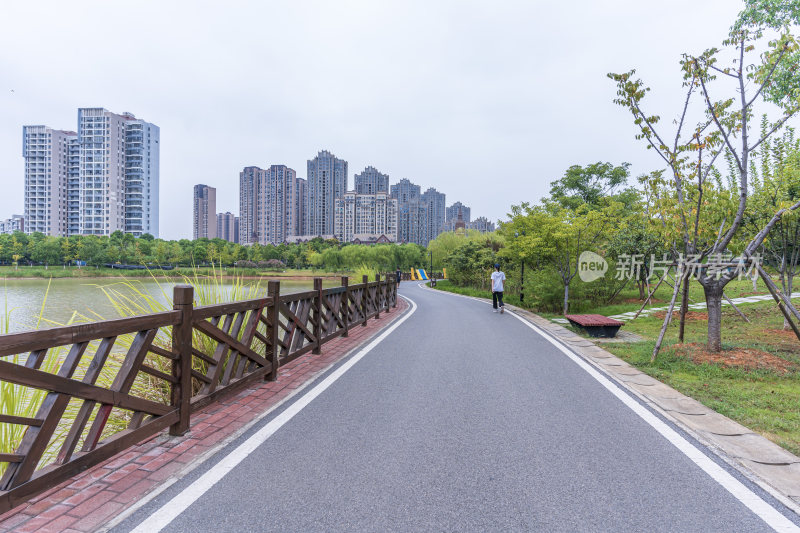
[610,0,800,353]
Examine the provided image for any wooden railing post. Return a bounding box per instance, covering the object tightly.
[170,284,194,436]
[384,276,391,313]
[374,274,381,319]
[267,280,280,381]
[362,275,369,326]
[392,276,398,308]
[313,277,323,354]
[341,276,349,338]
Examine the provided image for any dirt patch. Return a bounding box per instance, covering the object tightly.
[673,343,797,373]
[764,329,800,354]
[653,310,709,321]
[738,291,770,297]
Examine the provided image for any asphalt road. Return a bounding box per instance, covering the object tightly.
[115,282,799,532]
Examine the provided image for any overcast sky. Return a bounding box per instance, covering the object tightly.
[0,1,752,240]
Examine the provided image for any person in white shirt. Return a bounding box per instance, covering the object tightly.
[490,263,506,313]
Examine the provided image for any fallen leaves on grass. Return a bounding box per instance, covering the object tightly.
[673,343,797,374]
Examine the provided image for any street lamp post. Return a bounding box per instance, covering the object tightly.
[515,231,526,303]
[429,250,433,274]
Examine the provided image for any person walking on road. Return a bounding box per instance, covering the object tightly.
[396,267,402,286]
[491,263,505,313]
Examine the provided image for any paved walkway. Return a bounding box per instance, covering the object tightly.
[551,291,800,324]
[110,283,799,532]
[0,299,408,533]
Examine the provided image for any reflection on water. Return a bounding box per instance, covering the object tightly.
[0,277,331,333]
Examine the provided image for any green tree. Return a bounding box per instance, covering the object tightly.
[549,162,630,209]
[609,1,800,353]
[30,236,62,267]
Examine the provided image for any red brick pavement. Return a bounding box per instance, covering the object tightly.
[0,298,409,533]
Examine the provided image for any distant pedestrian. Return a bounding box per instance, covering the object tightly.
[491,263,505,314]
[396,267,402,285]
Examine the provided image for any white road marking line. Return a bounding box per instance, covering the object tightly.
[423,284,798,531]
[129,296,418,533]
[505,310,799,533]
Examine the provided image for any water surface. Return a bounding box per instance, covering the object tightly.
[0,277,333,333]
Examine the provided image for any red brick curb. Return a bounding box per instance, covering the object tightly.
[0,298,409,533]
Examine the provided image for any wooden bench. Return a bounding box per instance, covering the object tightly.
[564,314,624,338]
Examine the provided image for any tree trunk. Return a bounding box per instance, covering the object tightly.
[651,269,686,362]
[638,280,646,300]
[563,283,570,315]
[704,284,724,352]
[678,274,690,343]
[785,274,794,331]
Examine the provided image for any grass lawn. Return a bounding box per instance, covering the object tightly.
[434,278,800,456]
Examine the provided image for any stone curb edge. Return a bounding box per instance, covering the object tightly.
[421,282,800,516]
[98,297,411,532]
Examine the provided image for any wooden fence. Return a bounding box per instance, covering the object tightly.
[0,275,398,512]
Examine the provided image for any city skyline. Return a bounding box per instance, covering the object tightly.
[200,153,489,246]
[0,2,746,240]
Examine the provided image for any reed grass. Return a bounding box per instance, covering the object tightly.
[0,264,265,478]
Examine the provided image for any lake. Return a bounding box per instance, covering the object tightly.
[0,277,333,333]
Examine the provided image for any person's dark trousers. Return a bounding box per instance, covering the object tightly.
[492,291,504,309]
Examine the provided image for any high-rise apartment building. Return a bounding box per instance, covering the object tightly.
[467,216,495,233]
[294,177,306,237]
[193,184,216,239]
[76,108,159,236]
[445,202,471,226]
[0,215,24,235]
[397,200,428,246]
[216,212,238,243]
[258,165,299,245]
[238,165,307,244]
[123,117,160,236]
[306,150,347,237]
[390,178,421,205]
[22,126,76,236]
[421,187,446,242]
[334,192,398,243]
[239,166,261,244]
[390,178,429,245]
[354,166,389,194]
[22,109,159,237]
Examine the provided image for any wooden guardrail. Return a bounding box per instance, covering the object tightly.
[0,274,398,512]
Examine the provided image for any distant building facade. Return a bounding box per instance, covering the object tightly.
[306,150,347,237]
[390,178,429,245]
[446,201,471,224]
[193,184,217,239]
[22,108,159,237]
[258,165,299,245]
[467,216,495,233]
[354,166,389,194]
[22,126,75,236]
[0,215,24,235]
[294,177,307,237]
[238,165,307,245]
[239,166,261,244]
[216,212,238,243]
[334,191,398,243]
[421,187,446,242]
